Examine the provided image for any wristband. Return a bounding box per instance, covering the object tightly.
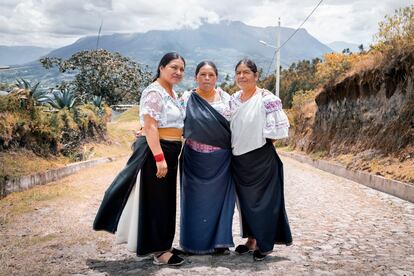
[154,153,165,162]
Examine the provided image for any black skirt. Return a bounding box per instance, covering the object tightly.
[232,141,292,253]
[137,139,182,255]
[93,137,182,256]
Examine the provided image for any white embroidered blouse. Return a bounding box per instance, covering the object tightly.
[139,82,184,128]
[230,88,289,141]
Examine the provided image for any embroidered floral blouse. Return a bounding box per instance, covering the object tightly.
[180,88,231,153]
[139,82,184,128]
[230,89,290,139]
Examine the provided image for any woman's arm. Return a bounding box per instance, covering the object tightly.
[144,114,168,178]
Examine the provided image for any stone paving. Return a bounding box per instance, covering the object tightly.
[1,156,413,275]
[88,157,414,275]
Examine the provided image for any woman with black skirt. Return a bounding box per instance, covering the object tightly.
[230,58,293,261]
[93,52,186,266]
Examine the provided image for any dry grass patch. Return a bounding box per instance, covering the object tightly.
[114,106,139,123]
[0,178,79,222]
[332,153,414,185]
[0,150,70,178]
[82,121,138,159]
[1,107,139,178]
[69,107,139,159]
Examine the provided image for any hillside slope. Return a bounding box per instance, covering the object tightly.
[290,51,414,183]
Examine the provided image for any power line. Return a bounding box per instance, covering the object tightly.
[264,0,324,78]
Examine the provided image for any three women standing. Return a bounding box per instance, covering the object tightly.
[93,54,291,265]
[93,52,186,266]
[230,59,292,260]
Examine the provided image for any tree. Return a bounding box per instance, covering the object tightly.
[373,5,414,53]
[258,58,321,108]
[40,49,152,105]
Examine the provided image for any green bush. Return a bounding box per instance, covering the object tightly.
[0,89,110,159]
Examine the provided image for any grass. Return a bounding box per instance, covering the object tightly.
[277,146,294,152]
[337,153,414,184]
[0,150,70,178]
[0,159,123,225]
[113,106,139,123]
[1,107,139,178]
[0,107,137,223]
[0,179,78,221]
[82,107,139,158]
[310,150,329,160]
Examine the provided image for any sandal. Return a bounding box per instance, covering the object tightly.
[153,251,184,266]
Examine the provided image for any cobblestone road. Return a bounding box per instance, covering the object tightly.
[1,156,413,275]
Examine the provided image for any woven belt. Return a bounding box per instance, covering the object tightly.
[142,128,183,141]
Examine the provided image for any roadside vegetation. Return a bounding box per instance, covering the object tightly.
[0,50,147,179]
[284,6,413,184]
[223,5,414,184]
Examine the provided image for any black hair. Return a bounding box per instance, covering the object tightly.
[195,60,218,77]
[153,52,186,81]
[235,58,258,74]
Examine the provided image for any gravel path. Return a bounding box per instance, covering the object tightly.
[1,155,413,275]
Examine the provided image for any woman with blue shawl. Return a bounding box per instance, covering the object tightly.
[179,61,236,254]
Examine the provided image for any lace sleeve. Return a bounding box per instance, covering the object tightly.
[140,90,163,122]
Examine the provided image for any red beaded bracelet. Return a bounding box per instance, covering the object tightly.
[154,153,165,162]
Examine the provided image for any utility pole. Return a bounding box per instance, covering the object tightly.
[259,17,281,96]
[275,17,281,97]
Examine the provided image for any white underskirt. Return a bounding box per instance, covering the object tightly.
[115,171,141,253]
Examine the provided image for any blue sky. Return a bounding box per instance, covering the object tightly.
[0,0,412,48]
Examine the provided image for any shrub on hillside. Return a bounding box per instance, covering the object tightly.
[373,5,414,55]
[290,89,318,127]
[0,89,111,159]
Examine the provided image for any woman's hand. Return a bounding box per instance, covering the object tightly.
[135,129,143,138]
[156,160,168,178]
[143,114,167,178]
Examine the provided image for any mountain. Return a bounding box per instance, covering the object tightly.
[0,21,333,88]
[327,41,361,53]
[0,46,53,66]
[47,21,332,75]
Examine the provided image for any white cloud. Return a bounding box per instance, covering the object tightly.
[0,0,412,48]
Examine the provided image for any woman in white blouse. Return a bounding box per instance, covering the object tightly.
[94,52,186,266]
[230,58,292,261]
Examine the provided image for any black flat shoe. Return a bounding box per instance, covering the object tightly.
[153,252,184,266]
[214,247,230,255]
[253,250,267,261]
[171,248,185,255]
[235,244,251,255]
